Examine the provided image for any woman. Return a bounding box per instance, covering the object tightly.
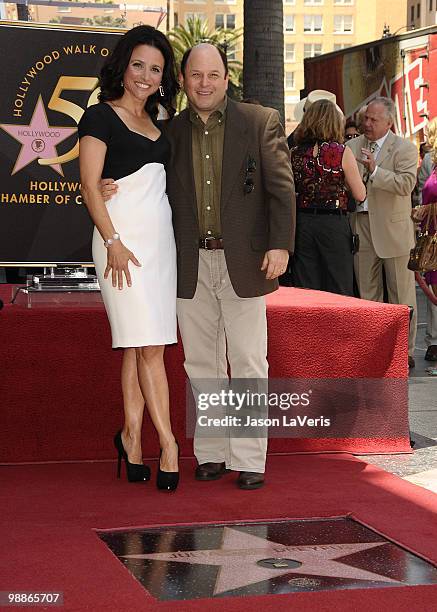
[291,99,366,296]
[420,119,437,362]
[78,26,180,491]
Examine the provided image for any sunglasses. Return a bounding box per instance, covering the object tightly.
[345,133,359,140]
[244,156,256,194]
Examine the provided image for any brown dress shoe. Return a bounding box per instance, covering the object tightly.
[195,462,227,481]
[425,345,437,362]
[408,356,415,369]
[237,471,265,490]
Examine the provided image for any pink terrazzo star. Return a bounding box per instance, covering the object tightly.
[0,95,77,176]
[122,526,401,595]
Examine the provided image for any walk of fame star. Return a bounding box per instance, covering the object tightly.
[99,519,437,601]
[0,95,76,176]
[122,527,400,596]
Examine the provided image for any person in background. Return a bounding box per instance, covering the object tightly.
[290,99,366,296]
[420,142,432,161]
[287,89,337,149]
[356,105,367,134]
[345,119,360,141]
[347,97,418,368]
[416,118,437,362]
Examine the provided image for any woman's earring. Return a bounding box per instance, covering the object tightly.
[120,80,124,88]
[159,85,165,97]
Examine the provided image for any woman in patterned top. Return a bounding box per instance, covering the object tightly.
[290,99,366,296]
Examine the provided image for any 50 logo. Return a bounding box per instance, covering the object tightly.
[39,75,99,167]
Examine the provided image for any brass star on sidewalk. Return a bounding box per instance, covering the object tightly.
[122,527,401,595]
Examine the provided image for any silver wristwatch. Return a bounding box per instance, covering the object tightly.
[104,233,120,248]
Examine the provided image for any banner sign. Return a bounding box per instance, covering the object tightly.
[0,22,122,265]
[304,31,437,141]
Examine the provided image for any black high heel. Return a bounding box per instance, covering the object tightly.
[113,430,151,483]
[157,441,179,491]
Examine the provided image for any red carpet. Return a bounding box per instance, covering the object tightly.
[1,454,436,610]
[0,286,411,462]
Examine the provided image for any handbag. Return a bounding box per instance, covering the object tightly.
[408,202,437,272]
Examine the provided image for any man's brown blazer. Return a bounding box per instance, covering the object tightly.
[164,98,296,299]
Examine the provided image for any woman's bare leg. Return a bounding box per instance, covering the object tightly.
[135,345,178,472]
[120,348,145,464]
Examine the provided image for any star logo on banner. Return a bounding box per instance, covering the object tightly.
[0,95,77,176]
[122,527,401,595]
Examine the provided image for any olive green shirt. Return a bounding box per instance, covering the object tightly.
[189,97,227,239]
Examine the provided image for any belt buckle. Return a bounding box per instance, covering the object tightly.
[203,236,216,249]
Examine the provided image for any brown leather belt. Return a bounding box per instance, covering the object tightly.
[199,237,224,250]
[357,211,369,214]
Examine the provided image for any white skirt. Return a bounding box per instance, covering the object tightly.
[93,163,177,348]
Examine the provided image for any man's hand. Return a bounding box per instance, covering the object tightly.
[100,178,118,202]
[358,148,376,175]
[261,249,289,280]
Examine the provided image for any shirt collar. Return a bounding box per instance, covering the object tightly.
[189,96,228,124]
[373,131,390,149]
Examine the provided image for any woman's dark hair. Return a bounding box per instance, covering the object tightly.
[99,25,179,118]
[345,119,358,130]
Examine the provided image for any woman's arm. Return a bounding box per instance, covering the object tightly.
[342,145,366,202]
[79,135,140,289]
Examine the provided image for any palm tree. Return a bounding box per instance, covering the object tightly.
[168,17,243,110]
[243,0,285,123]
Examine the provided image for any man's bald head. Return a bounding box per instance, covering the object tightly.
[179,42,229,123]
[180,43,228,77]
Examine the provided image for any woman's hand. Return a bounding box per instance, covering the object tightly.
[104,241,141,289]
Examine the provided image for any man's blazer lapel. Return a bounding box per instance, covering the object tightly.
[375,130,396,168]
[221,99,249,209]
[173,111,197,213]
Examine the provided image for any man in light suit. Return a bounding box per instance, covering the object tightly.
[166,44,295,489]
[347,97,418,367]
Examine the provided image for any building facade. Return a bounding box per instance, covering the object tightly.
[2,0,408,125]
[172,1,408,125]
[3,1,169,31]
[408,0,437,29]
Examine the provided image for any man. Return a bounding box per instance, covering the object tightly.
[101,44,295,489]
[168,44,295,489]
[346,97,418,367]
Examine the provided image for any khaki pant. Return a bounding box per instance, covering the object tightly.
[177,250,268,473]
[354,214,417,356]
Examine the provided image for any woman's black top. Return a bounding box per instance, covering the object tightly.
[77,102,170,181]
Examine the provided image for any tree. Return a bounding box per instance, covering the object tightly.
[243,0,285,123]
[168,17,243,110]
[83,15,126,28]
